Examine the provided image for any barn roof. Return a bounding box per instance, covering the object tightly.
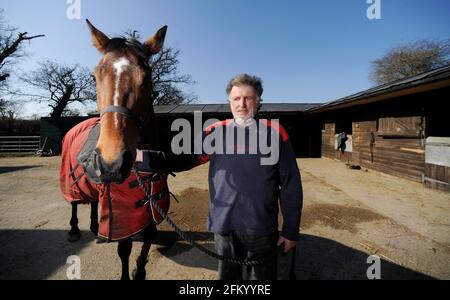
[153,103,318,115]
[306,64,450,113]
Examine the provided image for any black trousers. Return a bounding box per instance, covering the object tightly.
[214,231,278,280]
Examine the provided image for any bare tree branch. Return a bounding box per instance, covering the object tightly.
[0,10,45,84]
[370,39,450,85]
[21,60,96,118]
[148,47,197,105]
[124,29,197,105]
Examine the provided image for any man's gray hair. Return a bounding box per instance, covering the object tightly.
[226,74,264,98]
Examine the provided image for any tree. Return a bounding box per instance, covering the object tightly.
[150,47,197,105]
[0,99,22,133]
[21,61,96,118]
[370,40,450,85]
[0,98,7,117]
[124,30,197,105]
[0,9,44,85]
[0,99,21,119]
[0,9,44,122]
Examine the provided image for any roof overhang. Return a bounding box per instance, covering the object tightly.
[306,66,450,114]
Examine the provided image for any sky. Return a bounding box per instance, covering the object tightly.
[1,0,450,117]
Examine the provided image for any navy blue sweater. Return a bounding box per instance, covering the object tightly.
[140,119,303,241]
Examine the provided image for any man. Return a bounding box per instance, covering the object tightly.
[137,74,303,280]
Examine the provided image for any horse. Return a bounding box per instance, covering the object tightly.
[60,19,168,280]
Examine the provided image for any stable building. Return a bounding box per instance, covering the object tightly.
[307,65,450,192]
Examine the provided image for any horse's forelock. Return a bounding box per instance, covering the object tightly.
[105,37,151,61]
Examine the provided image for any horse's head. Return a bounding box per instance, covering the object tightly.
[86,20,167,183]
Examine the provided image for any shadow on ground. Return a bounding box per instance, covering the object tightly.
[0,229,93,280]
[0,165,43,175]
[0,229,435,280]
[150,231,435,280]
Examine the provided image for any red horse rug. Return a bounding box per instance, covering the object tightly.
[60,118,170,241]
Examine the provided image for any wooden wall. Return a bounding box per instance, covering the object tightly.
[318,88,445,184]
[424,164,450,192]
[321,123,335,158]
[322,118,425,182]
[354,120,425,182]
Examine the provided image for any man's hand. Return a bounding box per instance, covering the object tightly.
[135,149,143,163]
[134,150,167,173]
[277,236,297,253]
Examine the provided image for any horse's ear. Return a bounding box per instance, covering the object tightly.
[144,25,167,55]
[86,19,110,53]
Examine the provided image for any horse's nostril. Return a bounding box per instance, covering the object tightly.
[90,148,132,183]
[92,148,108,169]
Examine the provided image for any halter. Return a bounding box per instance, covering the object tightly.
[99,95,157,131]
[100,105,145,130]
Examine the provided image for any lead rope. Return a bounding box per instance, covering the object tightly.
[132,169,270,266]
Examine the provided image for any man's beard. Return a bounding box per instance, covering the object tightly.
[232,106,257,126]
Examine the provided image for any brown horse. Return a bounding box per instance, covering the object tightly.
[60,19,168,280]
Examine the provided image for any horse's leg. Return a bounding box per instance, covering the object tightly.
[132,224,157,280]
[118,238,132,280]
[68,202,81,242]
[89,201,99,236]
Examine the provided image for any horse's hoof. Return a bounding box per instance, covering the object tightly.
[132,268,146,280]
[96,237,106,244]
[68,232,82,242]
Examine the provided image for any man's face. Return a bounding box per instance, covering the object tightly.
[229,85,259,123]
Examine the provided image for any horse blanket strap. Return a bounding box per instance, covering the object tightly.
[135,186,169,208]
[100,105,143,129]
[128,173,164,189]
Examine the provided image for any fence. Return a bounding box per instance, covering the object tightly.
[0,136,41,153]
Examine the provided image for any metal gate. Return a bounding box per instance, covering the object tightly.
[0,136,40,153]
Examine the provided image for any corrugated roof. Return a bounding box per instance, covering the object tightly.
[201,104,230,113]
[153,105,178,114]
[153,103,319,115]
[258,103,318,112]
[307,64,450,113]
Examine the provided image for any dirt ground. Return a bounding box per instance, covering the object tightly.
[0,155,449,280]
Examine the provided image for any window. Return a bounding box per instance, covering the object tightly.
[377,117,422,137]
